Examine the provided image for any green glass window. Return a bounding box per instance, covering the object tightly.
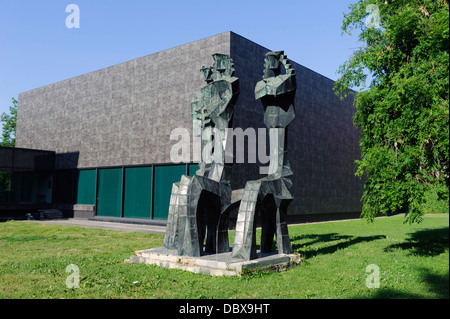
[153,165,186,219]
[13,172,38,203]
[188,163,200,177]
[0,172,12,203]
[76,170,96,205]
[123,167,152,219]
[97,168,122,217]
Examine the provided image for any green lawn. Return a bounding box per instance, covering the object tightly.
[0,214,448,299]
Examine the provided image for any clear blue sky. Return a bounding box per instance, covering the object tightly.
[0,0,362,116]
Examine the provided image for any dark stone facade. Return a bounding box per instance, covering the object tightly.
[16,31,363,216]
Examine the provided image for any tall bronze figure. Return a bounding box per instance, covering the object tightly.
[163,54,240,257]
[231,51,296,260]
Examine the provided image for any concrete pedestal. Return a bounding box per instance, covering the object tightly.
[125,247,302,276]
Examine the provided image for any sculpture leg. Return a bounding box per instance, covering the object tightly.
[275,199,293,254]
[230,181,261,260]
[260,194,277,253]
[216,210,230,254]
[163,182,181,250]
[203,192,221,253]
[164,173,233,257]
[216,197,239,254]
[196,198,207,253]
[178,176,202,257]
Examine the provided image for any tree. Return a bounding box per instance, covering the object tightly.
[1,97,17,147]
[0,97,17,198]
[334,0,449,223]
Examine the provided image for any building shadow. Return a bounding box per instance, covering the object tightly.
[52,152,81,218]
[384,227,449,257]
[0,150,80,221]
[54,152,80,170]
[290,233,386,259]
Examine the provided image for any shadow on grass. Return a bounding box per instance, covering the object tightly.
[356,269,449,299]
[421,268,449,299]
[290,233,386,259]
[384,227,449,257]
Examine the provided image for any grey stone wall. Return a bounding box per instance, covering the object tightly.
[17,32,231,169]
[229,32,363,215]
[16,31,363,215]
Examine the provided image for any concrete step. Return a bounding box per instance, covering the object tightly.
[125,246,302,276]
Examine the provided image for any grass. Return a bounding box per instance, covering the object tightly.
[0,214,448,299]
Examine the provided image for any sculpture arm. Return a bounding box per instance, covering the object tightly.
[209,78,239,130]
[255,53,296,100]
[191,92,206,137]
[255,74,296,100]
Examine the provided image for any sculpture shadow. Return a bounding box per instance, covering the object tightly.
[384,226,449,257]
[290,233,386,259]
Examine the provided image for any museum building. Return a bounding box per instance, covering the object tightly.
[1,31,364,223]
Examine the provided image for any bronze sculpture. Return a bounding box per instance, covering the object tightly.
[163,51,296,261]
[163,54,239,257]
[231,51,296,260]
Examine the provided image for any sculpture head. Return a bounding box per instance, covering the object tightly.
[263,51,284,78]
[201,66,213,83]
[212,53,228,71]
[210,53,235,80]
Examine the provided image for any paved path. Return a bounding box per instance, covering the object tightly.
[24,212,401,236]
[26,219,166,235]
[26,215,368,235]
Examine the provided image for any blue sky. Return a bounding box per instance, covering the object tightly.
[0,0,363,116]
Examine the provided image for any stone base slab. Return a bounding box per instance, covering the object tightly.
[125,247,302,276]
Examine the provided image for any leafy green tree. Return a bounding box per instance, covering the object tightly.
[334,0,449,223]
[1,98,17,199]
[1,97,17,147]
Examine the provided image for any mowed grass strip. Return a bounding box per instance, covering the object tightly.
[0,214,448,299]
